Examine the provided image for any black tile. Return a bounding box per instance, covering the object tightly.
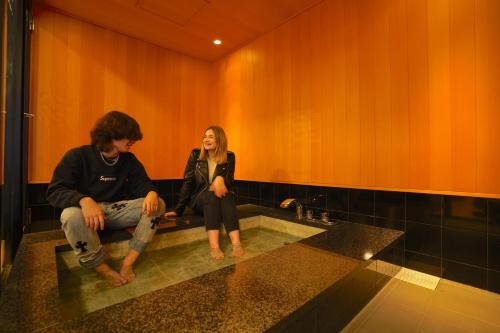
[443,259,487,290]
[172,194,179,207]
[488,270,500,294]
[260,183,274,203]
[348,213,374,226]
[443,196,487,232]
[306,186,327,209]
[248,198,261,206]
[405,221,441,257]
[156,180,172,196]
[235,180,249,198]
[274,183,290,204]
[326,187,348,212]
[29,219,60,233]
[29,205,54,221]
[377,244,404,267]
[392,237,405,250]
[172,179,184,193]
[488,199,500,236]
[27,183,49,205]
[375,191,404,220]
[405,251,442,277]
[349,189,374,216]
[248,181,260,199]
[162,195,176,210]
[406,193,442,226]
[488,234,500,271]
[261,200,274,209]
[237,196,250,205]
[442,227,487,268]
[328,210,348,221]
[290,184,307,202]
[374,217,405,231]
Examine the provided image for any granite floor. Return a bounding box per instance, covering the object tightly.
[56,227,303,318]
[341,273,500,333]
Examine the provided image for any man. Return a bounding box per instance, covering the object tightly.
[47,111,165,287]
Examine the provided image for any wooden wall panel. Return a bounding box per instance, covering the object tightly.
[476,0,500,194]
[357,0,376,187]
[30,1,500,197]
[427,0,453,191]
[408,0,431,190]
[449,0,476,192]
[213,0,500,197]
[389,0,409,188]
[29,9,213,182]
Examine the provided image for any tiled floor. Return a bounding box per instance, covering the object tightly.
[56,227,303,318]
[341,273,500,333]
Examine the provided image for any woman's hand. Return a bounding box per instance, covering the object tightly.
[79,197,105,231]
[142,191,159,216]
[211,176,228,198]
[165,211,177,217]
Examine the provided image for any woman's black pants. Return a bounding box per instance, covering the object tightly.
[194,191,239,233]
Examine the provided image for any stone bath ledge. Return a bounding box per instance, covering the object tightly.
[0,205,404,333]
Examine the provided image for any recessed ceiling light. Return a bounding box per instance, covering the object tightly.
[213,39,222,45]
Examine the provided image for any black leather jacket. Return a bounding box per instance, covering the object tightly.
[174,148,235,215]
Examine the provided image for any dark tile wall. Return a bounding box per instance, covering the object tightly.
[27,180,500,293]
[25,180,183,232]
[233,181,500,294]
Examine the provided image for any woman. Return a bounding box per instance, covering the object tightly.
[165,126,243,259]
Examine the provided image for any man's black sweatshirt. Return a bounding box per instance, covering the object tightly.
[47,145,157,209]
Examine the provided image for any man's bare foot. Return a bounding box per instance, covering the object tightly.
[231,244,244,257]
[210,247,225,260]
[95,263,127,287]
[120,263,136,283]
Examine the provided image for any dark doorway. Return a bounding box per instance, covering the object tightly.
[1,0,32,292]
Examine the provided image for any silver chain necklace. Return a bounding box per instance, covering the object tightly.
[100,151,120,166]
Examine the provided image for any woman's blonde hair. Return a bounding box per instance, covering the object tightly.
[199,126,228,164]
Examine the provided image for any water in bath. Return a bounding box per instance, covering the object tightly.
[56,216,324,318]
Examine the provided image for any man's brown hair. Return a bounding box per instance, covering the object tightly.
[90,111,143,152]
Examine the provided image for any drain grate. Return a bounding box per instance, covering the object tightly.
[394,267,440,290]
[370,260,440,290]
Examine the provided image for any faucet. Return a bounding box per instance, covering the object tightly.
[280,198,304,219]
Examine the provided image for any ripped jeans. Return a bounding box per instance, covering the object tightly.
[60,197,166,269]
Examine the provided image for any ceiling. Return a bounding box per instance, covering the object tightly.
[34,0,324,62]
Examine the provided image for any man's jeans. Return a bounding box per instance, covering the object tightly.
[60,198,165,269]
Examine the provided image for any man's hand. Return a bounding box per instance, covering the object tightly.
[210,176,228,198]
[142,191,159,216]
[165,211,177,217]
[79,197,105,231]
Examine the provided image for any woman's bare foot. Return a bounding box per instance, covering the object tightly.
[95,263,127,287]
[231,244,244,257]
[120,263,136,283]
[210,247,225,260]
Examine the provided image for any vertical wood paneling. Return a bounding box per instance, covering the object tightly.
[30,9,212,182]
[329,0,347,184]
[476,0,500,194]
[213,0,500,197]
[408,0,431,190]
[389,0,409,188]
[449,0,476,192]
[344,0,361,186]
[31,1,500,197]
[357,0,376,186]
[427,0,453,191]
[372,0,392,188]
